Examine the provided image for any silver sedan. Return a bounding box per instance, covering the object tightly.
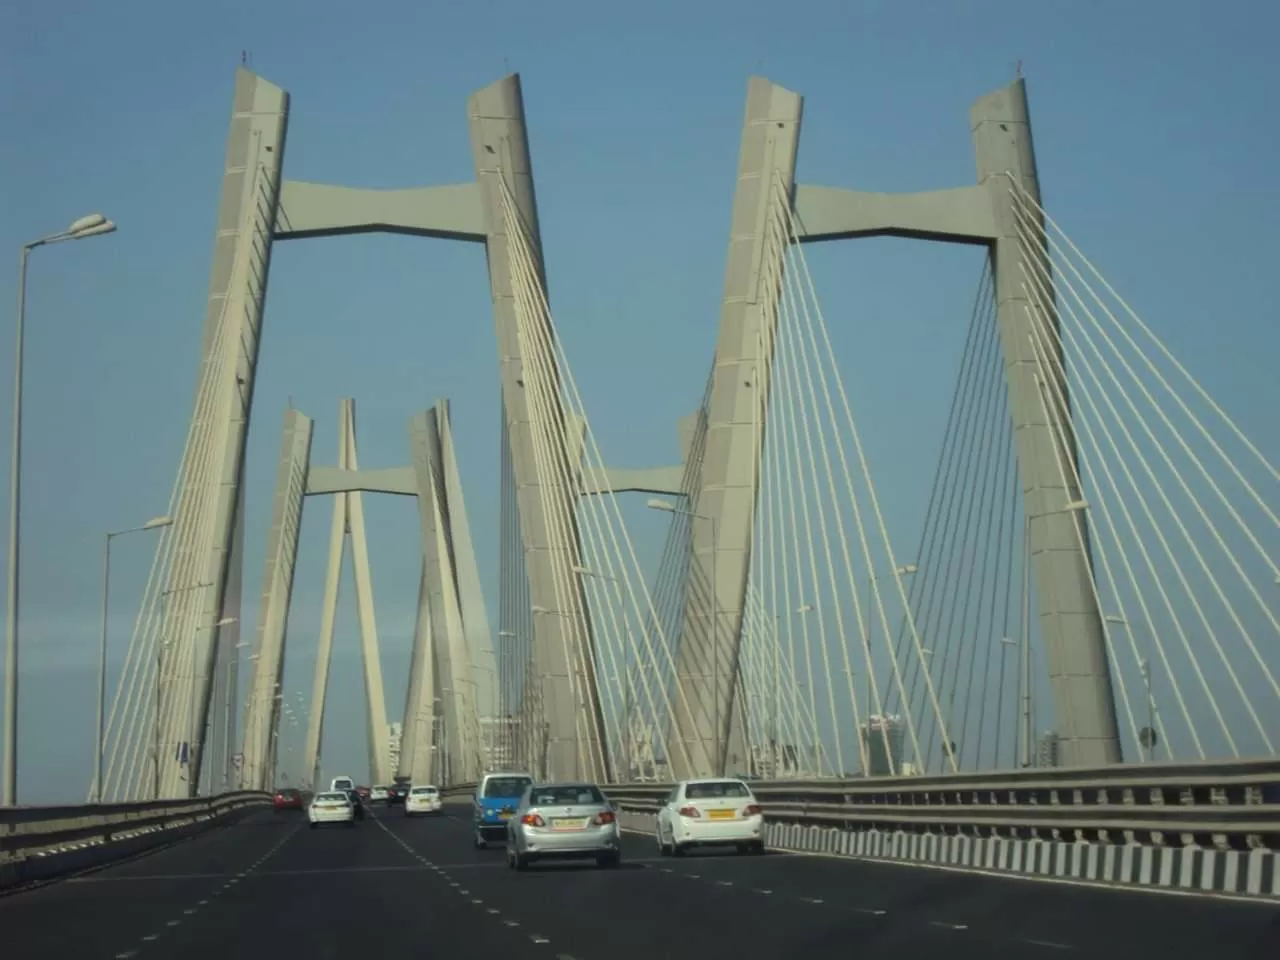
[505,782,621,870]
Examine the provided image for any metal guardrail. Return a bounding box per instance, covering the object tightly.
[0,790,270,890]
[441,757,1280,849]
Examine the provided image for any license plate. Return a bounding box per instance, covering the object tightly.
[551,817,589,830]
[708,809,735,820]
[497,812,511,820]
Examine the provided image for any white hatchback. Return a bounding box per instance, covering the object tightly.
[405,785,442,816]
[309,790,356,828]
[655,778,764,856]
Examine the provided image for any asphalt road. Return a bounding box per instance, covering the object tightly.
[2,803,1276,958]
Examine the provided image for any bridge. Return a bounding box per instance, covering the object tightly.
[2,64,1278,957]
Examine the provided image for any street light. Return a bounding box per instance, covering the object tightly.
[92,514,173,803]
[1104,614,1158,761]
[647,497,722,774]
[1019,498,1089,767]
[4,213,118,806]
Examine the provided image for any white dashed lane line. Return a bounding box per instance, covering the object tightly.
[107,823,299,957]
[374,813,571,953]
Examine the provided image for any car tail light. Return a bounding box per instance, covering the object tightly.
[678,805,701,818]
[521,813,545,827]
[742,804,763,817]
[594,810,616,825]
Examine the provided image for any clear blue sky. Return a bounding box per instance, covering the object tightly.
[2,0,1277,800]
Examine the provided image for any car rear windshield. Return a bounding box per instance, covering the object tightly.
[483,777,532,798]
[686,781,750,799]
[315,792,347,802]
[530,785,604,806]
[410,786,438,795]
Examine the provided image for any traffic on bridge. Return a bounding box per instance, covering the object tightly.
[3,795,1275,958]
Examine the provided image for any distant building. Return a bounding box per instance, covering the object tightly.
[1037,731,1060,768]
[863,714,905,776]
[386,722,403,776]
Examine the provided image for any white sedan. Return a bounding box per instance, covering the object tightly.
[308,790,356,828]
[655,778,765,856]
[405,785,443,816]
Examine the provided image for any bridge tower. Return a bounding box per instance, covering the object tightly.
[671,75,1122,775]
[139,67,605,796]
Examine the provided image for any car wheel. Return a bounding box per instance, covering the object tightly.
[308,821,317,830]
[513,851,529,871]
[474,834,487,850]
[346,819,356,828]
[671,842,686,858]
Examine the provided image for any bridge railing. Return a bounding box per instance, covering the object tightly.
[601,757,1280,850]
[0,790,270,890]
[443,757,1280,848]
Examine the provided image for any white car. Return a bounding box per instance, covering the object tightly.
[330,775,355,792]
[655,778,765,856]
[309,790,356,828]
[405,785,442,816]
[370,785,390,803]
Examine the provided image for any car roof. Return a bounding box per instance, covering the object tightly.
[481,771,533,781]
[681,777,750,785]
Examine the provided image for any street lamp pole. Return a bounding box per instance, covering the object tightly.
[4,214,117,806]
[646,499,720,774]
[94,515,172,803]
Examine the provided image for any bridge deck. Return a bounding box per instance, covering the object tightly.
[2,805,1275,957]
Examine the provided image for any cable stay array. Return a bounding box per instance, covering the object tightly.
[737,174,958,779]
[495,177,692,782]
[880,262,1025,774]
[96,156,277,801]
[1006,175,1279,764]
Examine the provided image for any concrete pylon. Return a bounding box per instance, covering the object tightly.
[408,401,493,785]
[667,77,802,780]
[469,76,608,783]
[240,409,313,790]
[297,400,393,788]
[155,69,288,798]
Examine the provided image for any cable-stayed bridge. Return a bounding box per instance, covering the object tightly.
[3,66,1278,955]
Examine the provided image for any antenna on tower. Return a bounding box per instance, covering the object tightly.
[1015,59,1023,78]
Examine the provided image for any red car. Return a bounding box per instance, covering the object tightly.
[355,785,372,801]
[273,787,304,811]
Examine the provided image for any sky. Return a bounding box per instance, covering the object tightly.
[1,0,1277,802]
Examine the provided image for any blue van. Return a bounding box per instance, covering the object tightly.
[473,772,534,848]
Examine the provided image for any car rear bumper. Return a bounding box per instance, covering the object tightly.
[516,824,620,858]
[406,801,442,814]
[309,810,354,823]
[673,816,763,846]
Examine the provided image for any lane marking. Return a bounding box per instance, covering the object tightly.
[530,934,550,944]
[1027,939,1073,950]
[752,888,773,894]
[801,896,825,905]
[928,920,969,931]
[854,907,887,916]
